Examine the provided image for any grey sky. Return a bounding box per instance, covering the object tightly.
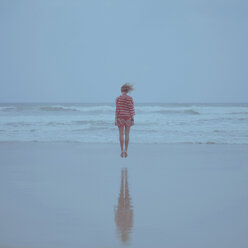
[0,0,247,103]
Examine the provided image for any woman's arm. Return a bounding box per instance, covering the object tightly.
[115,98,118,124]
[129,97,135,119]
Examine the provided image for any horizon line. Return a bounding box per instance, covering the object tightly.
[0,101,248,104]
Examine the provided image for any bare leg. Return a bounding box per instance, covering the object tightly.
[124,126,130,157]
[118,126,124,156]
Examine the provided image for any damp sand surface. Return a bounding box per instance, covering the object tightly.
[0,142,248,248]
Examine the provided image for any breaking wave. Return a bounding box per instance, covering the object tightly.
[155,109,200,115]
[40,106,79,112]
[39,105,114,113]
[0,103,248,144]
[0,107,16,112]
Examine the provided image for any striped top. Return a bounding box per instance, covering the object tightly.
[115,94,135,118]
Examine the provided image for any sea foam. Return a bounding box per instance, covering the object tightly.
[0,103,247,144]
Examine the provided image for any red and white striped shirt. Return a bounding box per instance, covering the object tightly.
[115,94,135,118]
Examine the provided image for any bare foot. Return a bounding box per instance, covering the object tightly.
[124,150,128,158]
[120,151,124,157]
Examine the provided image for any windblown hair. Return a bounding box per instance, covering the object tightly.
[121,83,134,93]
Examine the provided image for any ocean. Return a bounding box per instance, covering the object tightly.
[0,103,248,144]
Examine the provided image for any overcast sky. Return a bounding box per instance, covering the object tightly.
[0,0,247,103]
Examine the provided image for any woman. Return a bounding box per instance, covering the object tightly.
[115,83,135,158]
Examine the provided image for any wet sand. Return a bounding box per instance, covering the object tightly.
[0,142,248,248]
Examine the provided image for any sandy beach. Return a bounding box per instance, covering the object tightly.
[0,142,248,248]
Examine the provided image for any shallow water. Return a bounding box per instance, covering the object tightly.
[0,143,248,248]
[1,103,248,144]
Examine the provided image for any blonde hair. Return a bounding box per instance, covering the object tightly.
[121,83,134,93]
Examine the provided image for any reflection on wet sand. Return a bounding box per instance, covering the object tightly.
[114,168,133,244]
